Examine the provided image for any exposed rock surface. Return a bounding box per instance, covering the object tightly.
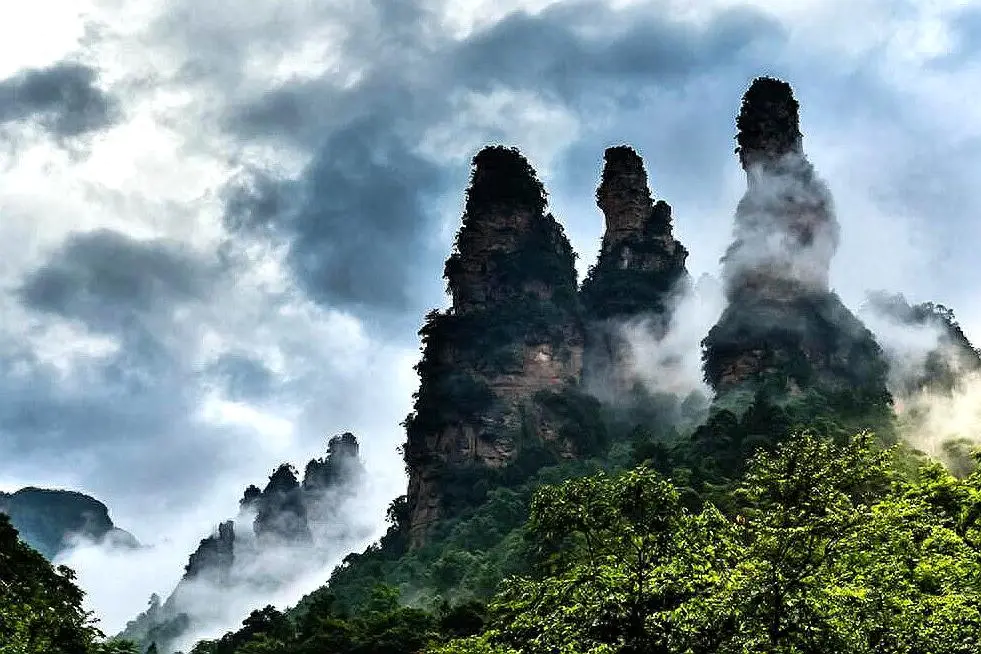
[580,146,690,400]
[582,145,689,320]
[0,487,138,559]
[403,146,585,547]
[184,520,234,584]
[120,433,369,651]
[703,78,889,401]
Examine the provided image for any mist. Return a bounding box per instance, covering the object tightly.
[618,274,725,401]
[165,477,380,653]
[56,512,217,637]
[52,446,392,652]
[860,297,981,468]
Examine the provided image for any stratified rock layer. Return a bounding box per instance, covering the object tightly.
[403,146,584,547]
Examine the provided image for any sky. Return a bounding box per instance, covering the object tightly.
[2,0,981,634]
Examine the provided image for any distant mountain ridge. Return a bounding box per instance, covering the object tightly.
[0,486,138,560]
[120,432,371,652]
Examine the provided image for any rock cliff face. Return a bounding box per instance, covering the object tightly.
[702,78,889,401]
[184,520,234,584]
[581,146,689,321]
[403,146,585,547]
[580,146,690,400]
[0,487,138,559]
[121,433,369,651]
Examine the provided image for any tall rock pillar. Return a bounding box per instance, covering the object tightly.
[403,146,584,547]
[702,78,889,402]
[580,146,689,400]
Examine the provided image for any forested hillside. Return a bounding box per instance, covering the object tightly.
[0,513,139,654]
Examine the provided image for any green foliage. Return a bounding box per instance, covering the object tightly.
[187,587,484,654]
[321,454,608,617]
[442,433,981,654]
[184,401,981,654]
[498,217,578,306]
[462,146,547,219]
[0,512,134,654]
[702,292,891,407]
[536,387,608,457]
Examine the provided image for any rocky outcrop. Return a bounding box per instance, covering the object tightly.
[581,146,689,321]
[303,432,361,492]
[120,433,369,651]
[703,78,889,402]
[0,487,138,559]
[403,146,585,547]
[252,464,312,544]
[184,521,234,585]
[580,146,690,400]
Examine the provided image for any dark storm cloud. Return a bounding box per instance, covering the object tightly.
[224,117,444,313]
[286,120,444,310]
[5,230,246,508]
[0,343,243,512]
[0,61,119,137]
[219,2,784,318]
[207,353,276,402]
[450,4,781,100]
[19,228,218,333]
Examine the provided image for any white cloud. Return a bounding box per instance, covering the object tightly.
[418,86,581,171]
[621,274,725,399]
[0,2,95,77]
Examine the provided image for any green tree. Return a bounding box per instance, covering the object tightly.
[440,433,981,654]
[486,467,738,653]
[0,512,107,654]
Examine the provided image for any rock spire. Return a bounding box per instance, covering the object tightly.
[703,77,889,401]
[403,146,585,547]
